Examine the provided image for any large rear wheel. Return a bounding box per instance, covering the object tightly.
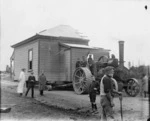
[73,67,93,94]
[125,78,140,97]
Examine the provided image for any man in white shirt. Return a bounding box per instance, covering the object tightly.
[100,66,122,121]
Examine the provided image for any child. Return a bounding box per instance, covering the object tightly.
[89,76,99,113]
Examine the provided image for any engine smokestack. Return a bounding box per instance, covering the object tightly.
[119,41,125,67]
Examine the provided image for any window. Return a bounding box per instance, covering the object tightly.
[28,49,33,70]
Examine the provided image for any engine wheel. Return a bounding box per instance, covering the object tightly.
[73,67,93,94]
[125,78,140,97]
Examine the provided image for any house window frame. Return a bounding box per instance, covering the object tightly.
[28,49,33,71]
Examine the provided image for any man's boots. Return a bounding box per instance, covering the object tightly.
[93,104,98,114]
[91,103,94,112]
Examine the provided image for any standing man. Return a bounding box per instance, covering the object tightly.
[88,55,93,70]
[82,56,88,67]
[38,70,47,96]
[107,54,119,68]
[76,58,82,68]
[17,68,26,96]
[100,66,122,121]
[88,55,95,75]
[25,71,36,98]
[142,73,148,98]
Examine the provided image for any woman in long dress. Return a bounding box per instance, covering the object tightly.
[17,68,26,96]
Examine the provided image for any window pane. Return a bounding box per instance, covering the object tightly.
[29,50,33,61]
[29,61,32,69]
[28,50,33,70]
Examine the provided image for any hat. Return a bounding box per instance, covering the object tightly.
[104,66,114,73]
[28,70,33,74]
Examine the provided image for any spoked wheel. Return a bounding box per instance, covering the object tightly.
[73,67,93,94]
[126,78,140,97]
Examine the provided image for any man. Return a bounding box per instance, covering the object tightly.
[38,70,47,96]
[88,55,93,71]
[142,73,148,98]
[75,58,82,68]
[107,54,119,68]
[17,68,26,96]
[100,66,122,121]
[89,76,99,113]
[81,56,88,67]
[87,55,96,75]
[25,71,36,98]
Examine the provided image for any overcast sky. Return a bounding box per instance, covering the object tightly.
[1,0,150,71]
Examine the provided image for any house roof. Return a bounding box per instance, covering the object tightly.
[59,42,110,51]
[11,25,89,48]
[38,25,86,39]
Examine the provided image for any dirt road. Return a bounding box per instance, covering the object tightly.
[1,80,99,121]
[1,77,149,121]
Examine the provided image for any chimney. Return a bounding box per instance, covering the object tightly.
[119,41,125,67]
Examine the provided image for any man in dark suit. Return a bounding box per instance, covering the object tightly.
[25,71,36,98]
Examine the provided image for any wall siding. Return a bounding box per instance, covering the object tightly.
[39,39,60,82]
[59,48,71,81]
[39,38,88,82]
[14,40,39,80]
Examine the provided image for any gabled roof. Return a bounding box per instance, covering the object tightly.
[38,25,86,39]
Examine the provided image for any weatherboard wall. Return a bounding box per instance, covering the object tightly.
[13,40,39,80]
[39,39,60,82]
[38,37,89,82]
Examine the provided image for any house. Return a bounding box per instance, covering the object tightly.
[11,25,110,82]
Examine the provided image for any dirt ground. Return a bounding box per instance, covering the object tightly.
[1,75,149,121]
[1,81,99,121]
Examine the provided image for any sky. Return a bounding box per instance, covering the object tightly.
[0,0,150,71]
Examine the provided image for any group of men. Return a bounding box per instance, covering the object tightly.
[16,65,150,120]
[75,55,91,68]
[76,55,95,75]
[17,68,47,98]
[89,66,122,121]
[75,54,122,120]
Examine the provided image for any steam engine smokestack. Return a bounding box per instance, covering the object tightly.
[119,41,125,67]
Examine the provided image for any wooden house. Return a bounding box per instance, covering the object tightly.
[11,25,110,82]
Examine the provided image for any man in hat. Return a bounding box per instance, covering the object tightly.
[100,66,122,121]
[25,71,36,98]
[76,58,82,68]
[38,70,47,96]
[17,68,26,96]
